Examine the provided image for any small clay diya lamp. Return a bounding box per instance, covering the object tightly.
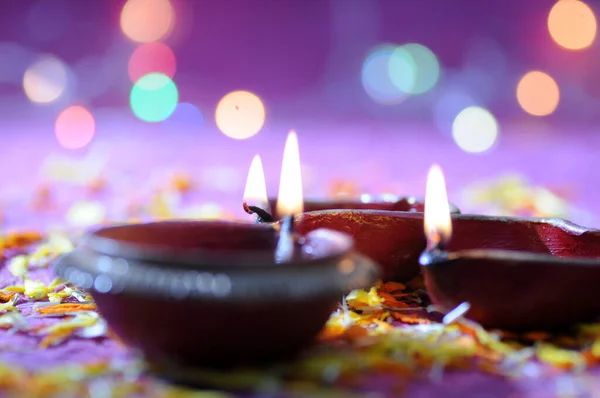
[54,220,380,369]
[419,165,600,331]
[242,147,461,283]
[268,194,461,219]
[294,210,425,282]
[242,196,460,282]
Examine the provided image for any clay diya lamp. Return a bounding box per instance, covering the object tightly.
[242,199,457,282]
[419,165,600,331]
[54,220,380,370]
[56,133,380,372]
[242,155,460,282]
[268,193,461,219]
[294,210,425,282]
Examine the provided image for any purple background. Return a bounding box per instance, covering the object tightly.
[0,0,598,226]
[0,3,599,396]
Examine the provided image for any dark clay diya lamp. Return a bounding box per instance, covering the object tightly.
[419,165,600,331]
[266,193,460,219]
[241,205,460,282]
[294,209,427,283]
[54,220,380,369]
[242,153,460,283]
[54,131,381,370]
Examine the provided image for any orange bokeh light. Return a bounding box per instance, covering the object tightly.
[120,0,175,43]
[548,0,597,50]
[215,91,266,140]
[128,42,176,83]
[55,106,96,149]
[516,71,560,117]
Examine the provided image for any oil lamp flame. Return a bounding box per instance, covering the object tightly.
[276,131,303,216]
[424,164,452,248]
[243,154,268,205]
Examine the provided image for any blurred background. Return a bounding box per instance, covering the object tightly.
[0,0,598,228]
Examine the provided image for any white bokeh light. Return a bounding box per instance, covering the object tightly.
[452,106,499,153]
[23,55,68,104]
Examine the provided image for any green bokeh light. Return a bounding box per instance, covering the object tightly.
[390,43,440,95]
[362,45,414,105]
[387,48,417,95]
[130,73,178,123]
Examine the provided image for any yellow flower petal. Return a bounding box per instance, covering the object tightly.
[7,255,28,278]
[537,344,587,370]
[23,278,64,301]
[590,339,600,358]
[0,294,19,314]
[346,287,383,309]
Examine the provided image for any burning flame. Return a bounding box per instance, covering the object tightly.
[243,154,268,205]
[276,131,304,216]
[424,164,452,247]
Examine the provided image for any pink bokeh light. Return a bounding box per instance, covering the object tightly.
[54,105,96,149]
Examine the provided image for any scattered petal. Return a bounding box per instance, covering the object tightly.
[7,255,28,278]
[0,295,19,314]
[537,344,587,370]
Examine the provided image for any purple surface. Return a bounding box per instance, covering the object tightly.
[0,245,597,397]
[0,120,598,227]
[0,121,597,397]
[0,0,598,395]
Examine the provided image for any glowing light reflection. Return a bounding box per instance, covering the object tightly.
[130,73,179,123]
[120,0,175,43]
[391,43,440,94]
[548,0,597,50]
[55,106,96,150]
[215,91,265,139]
[23,55,68,104]
[128,42,176,83]
[517,71,560,116]
[362,45,413,105]
[452,106,499,153]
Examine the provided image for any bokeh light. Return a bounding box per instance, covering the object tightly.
[120,0,175,43]
[215,91,265,139]
[548,0,597,50]
[391,43,440,94]
[362,45,414,104]
[128,42,176,83]
[517,71,560,116]
[452,106,499,153]
[55,106,96,149]
[162,102,204,133]
[23,55,68,104]
[130,73,179,123]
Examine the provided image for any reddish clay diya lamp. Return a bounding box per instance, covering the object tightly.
[268,193,460,219]
[54,133,380,370]
[54,220,379,369]
[419,165,600,331]
[244,194,441,223]
[242,154,459,282]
